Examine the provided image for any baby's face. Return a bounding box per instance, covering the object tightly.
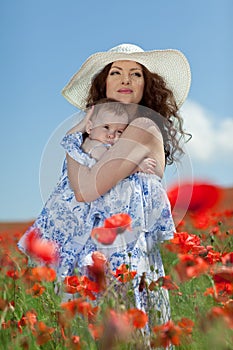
[89,110,128,145]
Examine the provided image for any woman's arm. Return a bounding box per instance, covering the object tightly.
[67,118,165,202]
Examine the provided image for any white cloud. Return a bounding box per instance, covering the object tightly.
[180,100,233,162]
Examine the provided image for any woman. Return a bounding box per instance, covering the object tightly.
[61,43,191,325]
[18,100,155,280]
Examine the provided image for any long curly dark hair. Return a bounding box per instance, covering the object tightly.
[86,62,191,165]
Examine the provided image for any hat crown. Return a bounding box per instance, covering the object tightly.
[108,43,144,54]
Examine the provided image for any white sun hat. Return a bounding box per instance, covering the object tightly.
[62,43,191,110]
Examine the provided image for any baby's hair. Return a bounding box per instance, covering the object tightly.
[82,98,131,141]
[88,98,131,122]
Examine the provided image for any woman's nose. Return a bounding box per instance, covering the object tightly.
[121,74,130,84]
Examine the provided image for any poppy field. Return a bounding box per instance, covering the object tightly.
[0,185,233,349]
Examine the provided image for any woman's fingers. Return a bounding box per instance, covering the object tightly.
[85,105,94,121]
[138,157,157,174]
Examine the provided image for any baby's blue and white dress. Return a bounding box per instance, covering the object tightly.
[18,131,175,324]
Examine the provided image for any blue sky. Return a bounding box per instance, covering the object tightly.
[1,0,232,221]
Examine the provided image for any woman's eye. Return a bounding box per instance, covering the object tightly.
[132,72,142,77]
[109,70,120,76]
[103,125,109,130]
[117,130,123,135]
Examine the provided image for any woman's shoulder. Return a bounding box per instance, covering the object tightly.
[130,117,156,128]
[127,117,163,143]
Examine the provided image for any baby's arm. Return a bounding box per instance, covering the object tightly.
[135,157,157,174]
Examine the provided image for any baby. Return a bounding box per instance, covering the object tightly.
[81,100,156,173]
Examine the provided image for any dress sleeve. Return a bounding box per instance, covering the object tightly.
[60,131,96,167]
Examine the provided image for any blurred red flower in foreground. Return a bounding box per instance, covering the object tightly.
[61,298,98,321]
[33,321,55,345]
[168,182,222,213]
[87,251,107,291]
[25,229,59,265]
[29,266,57,282]
[26,283,46,297]
[18,310,37,333]
[104,213,132,233]
[91,227,117,245]
[99,307,147,348]
[126,308,148,328]
[152,318,194,348]
[207,300,233,329]
[88,323,104,340]
[175,254,209,282]
[205,266,233,302]
[91,213,132,245]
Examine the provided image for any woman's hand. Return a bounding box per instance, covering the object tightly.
[66,106,94,135]
[137,157,157,174]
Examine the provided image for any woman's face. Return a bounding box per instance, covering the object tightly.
[106,60,144,104]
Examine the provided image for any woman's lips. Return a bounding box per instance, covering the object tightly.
[117,89,133,94]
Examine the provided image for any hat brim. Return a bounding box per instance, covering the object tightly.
[62,49,191,110]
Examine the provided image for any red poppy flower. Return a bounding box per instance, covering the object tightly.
[168,182,222,213]
[149,275,179,291]
[202,248,221,265]
[29,266,57,282]
[61,298,98,321]
[126,308,148,328]
[63,276,80,294]
[26,283,45,296]
[175,254,209,282]
[18,310,37,333]
[104,213,132,233]
[63,275,99,299]
[213,266,233,283]
[33,321,55,345]
[87,251,107,291]
[6,269,21,280]
[91,227,117,245]
[177,317,194,334]
[103,309,132,342]
[76,300,93,316]
[152,320,182,347]
[112,264,137,283]
[91,214,132,245]
[61,299,80,317]
[222,252,233,265]
[24,229,59,265]
[69,335,81,350]
[165,231,201,254]
[204,282,233,302]
[208,301,233,329]
[88,323,104,340]
[152,318,194,348]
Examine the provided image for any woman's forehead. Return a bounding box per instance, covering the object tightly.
[110,60,142,69]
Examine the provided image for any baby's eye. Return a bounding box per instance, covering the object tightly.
[103,125,109,130]
[117,130,123,135]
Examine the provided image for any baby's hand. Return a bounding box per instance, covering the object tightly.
[138,157,157,174]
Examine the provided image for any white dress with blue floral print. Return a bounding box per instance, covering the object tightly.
[18,131,175,324]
